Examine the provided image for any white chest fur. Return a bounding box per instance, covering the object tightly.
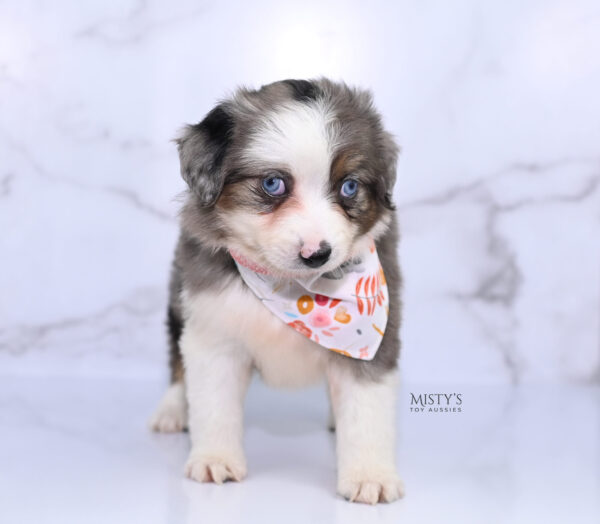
[181,279,328,388]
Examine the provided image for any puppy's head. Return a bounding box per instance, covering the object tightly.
[177,79,398,278]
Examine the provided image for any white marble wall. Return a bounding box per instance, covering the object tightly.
[0,0,598,383]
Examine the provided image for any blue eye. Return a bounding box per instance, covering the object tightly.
[262,175,286,196]
[340,179,358,198]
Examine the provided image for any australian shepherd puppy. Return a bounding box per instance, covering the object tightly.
[150,78,403,504]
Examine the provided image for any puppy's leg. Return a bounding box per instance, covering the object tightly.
[328,365,404,504]
[150,303,188,433]
[149,381,188,432]
[182,330,252,484]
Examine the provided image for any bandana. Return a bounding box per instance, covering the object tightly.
[231,242,388,360]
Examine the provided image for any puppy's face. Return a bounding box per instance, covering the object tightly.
[177,79,398,277]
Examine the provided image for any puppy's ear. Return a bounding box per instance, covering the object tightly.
[176,105,234,206]
[377,131,399,210]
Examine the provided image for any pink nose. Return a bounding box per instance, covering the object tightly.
[299,241,332,268]
[300,242,322,258]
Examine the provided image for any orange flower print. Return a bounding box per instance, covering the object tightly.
[379,265,387,286]
[355,277,364,314]
[355,271,384,316]
[297,295,314,315]
[330,348,352,357]
[372,323,385,336]
[369,276,376,314]
[334,305,352,324]
[288,320,312,338]
[377,287,385,306]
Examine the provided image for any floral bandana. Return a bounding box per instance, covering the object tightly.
[231,242,388,360]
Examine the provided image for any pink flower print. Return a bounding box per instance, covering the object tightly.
[309,309,332,328]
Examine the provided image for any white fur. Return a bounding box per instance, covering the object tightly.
[180,292,253,484]
[167,281,403,502]
[220,101,390,278]
[328,366,404,504]
[149,382,187,433]
[244,101,338,174]
[182,281,328,388]
[220,102,356,277]
[153,99,401,501]
[179,281,329,484]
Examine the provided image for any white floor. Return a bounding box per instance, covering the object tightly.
[1,376,598,524]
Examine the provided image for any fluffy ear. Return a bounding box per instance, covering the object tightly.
[176,105,234,206]
[378,131,399,210]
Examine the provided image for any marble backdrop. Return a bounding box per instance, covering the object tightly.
[0,0,598,384]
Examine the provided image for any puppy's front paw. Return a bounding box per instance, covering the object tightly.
[149,384,188,433]
[149,402,187,433]
[338,470,404,504]
[184,451,247,484]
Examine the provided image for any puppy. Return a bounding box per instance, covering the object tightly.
[150,78,403,504]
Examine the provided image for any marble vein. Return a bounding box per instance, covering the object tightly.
[399,158,600,383]
[74,0,210,46]
[1,1,599,384]
[398,158,599,211]
[0,172,14,197]
[0,288,164,357]
[4,137,174,222]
